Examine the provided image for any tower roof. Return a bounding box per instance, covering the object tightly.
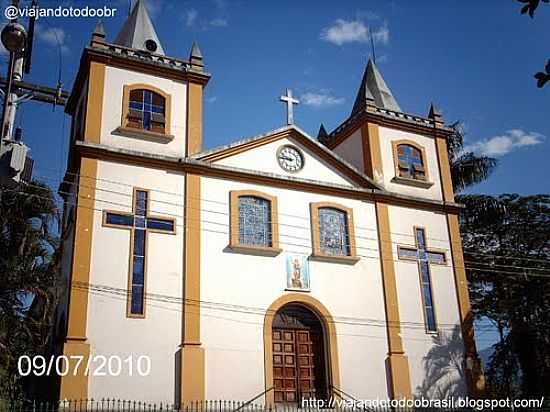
[114,0,165,55]
[351,59,401,115]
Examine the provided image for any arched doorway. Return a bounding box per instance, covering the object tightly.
[264,294,340,405]
[271,304,328,403]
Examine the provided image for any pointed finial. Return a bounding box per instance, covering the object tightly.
[428,102,444,127]
[189,42,204,71]
[317,123,329,145]
[90,21,106,47]
[94,21,105,37]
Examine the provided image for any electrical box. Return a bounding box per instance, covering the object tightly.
[0,142,33,187]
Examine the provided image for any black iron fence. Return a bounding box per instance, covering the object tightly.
[1,399,549,412]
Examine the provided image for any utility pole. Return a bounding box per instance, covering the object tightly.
[0,0,68,186]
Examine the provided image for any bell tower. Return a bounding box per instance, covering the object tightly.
[58,0,210,403]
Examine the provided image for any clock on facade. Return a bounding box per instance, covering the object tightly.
[277,145,304,173]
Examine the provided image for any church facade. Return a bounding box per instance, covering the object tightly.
[54,0,484,405]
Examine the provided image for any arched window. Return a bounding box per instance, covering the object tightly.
[127,89,166,134]
[396,143,426,181]
[310,202,357,262]
[229,191,280,254]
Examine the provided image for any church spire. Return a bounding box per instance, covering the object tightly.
[351,59,401,115]
[114,0,165,55]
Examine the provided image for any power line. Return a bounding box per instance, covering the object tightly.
[3,185,550,277]
[69,280,502,333]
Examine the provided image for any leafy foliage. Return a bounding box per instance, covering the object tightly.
[517,0,549,18]
[534,59,550,88]
[0,181,60,400]
[459,194,550,397]
[516,0,549,87]
[447,122,498,193]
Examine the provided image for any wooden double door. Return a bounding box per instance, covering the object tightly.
[272,306,327,403]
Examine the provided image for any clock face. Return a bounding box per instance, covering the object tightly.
[277,145,304,173]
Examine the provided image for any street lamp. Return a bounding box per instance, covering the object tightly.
[1,22,27,53]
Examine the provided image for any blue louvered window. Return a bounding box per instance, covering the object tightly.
[397,144,426,180]
[318,207,350,256]
[238,196,272,247]
[128,89,166,133]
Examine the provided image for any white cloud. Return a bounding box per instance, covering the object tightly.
[371,22,389,45]
[320,19,390,46]
[301,92,345,108]
[36,25,69,54]
[206,96,217,103]
[464,129,544,157]
[210,18,228,27]
[184,9,198,27]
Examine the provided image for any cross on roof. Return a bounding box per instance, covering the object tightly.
[280,89,299,125]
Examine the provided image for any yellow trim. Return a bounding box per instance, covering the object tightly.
[180,174,205,404]
[375,202,412,399]
[392,139,430,183]
[310,202,358,262]
[435,136,455,202]
[229,190,281,254]
[360,123,383,180]
[102,188,176,319]
[84,61,105,144]
[447,213,485,397]
[60,157,98,400]
[263,294,341,406]
[121,83,172,136]
[187,82,203,155]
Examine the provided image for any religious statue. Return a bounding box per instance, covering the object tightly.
[291,258,303,289]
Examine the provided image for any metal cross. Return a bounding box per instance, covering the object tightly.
[280,88,299,125]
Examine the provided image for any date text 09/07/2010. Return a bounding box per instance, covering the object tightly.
[18,355,151,377]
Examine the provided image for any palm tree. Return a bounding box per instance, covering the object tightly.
[0,181,60,400]
[447,122,498,194]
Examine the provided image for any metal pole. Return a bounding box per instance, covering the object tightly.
[5,51,24,139]
[0,50,16,142]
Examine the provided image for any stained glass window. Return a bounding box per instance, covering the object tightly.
[318,207,350,256]
[397,144,425,180]
[128,89,166,133]
[415,228,437,332]
[104,189,175,317]
[238,196,272,247]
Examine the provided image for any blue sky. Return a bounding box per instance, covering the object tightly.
[2,1,548,352]
[3,0,548,196]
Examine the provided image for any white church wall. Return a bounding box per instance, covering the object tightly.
[387,205,467,398]
[86,159,186,403]
[215,137,356,187]
[378,127,443,201]
[200,176,390,401]
[332,128,364,173]
[100,66,188,157]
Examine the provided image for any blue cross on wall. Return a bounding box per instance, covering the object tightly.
[104,189,176,317]
[397,227,446,332]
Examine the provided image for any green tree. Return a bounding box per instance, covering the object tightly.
[0,181,60,400]
[447,122,498,194]
[460,194,550,397]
